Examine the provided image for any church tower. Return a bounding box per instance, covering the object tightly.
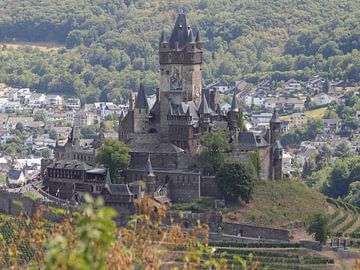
[158,13,203,138]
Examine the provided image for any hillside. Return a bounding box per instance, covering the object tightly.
[224,179,328,227]
[0,0,359,101]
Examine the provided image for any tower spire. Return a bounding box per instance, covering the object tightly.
[198,91,210,114]
[144,154,155,177]
[135,83,148,109]
[160,30,166,43]
[195,29,201,42]
[230,91,239,112]
[270,108,281,123]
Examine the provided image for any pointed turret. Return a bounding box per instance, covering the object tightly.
[135,83,148,109]
[198,91,211,115]
[144,154,156,196]
[270,108,281,123]
[230,91,239,112]
[169,13,191,50]
[144,155,155,177]
[160,30,166,43]
[188,29,194,43]
[195,30,201,43]
[105,169,112,186]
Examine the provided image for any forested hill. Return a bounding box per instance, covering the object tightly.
[0,0,359,102]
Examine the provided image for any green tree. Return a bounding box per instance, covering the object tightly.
[95,139,130,183]
[325,159,350,198]
[48,129,58,140]
[198,129,234,175]
[305,212,329,244]
[345,181,360,207]
[215,160,254,203]
[66,30,84,49]
[15,122,24,133]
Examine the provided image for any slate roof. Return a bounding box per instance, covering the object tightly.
[8,169,23,181]
[270,109,281,123]
[47,160,93,171]
[129,142,184,154]
[198,91,211,114]
[238,132,269,147]
[168,101,199,119]
[169,13,192,50]
[103,169,133,195]
[135,83,148,109]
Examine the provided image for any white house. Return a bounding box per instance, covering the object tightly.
[307,76,326,92]
[285,79,302,92]
[314,93,333,107]
[28,93,46,107]
[46,95,63,106]
[265,97,305,112]
[66,98,81,111]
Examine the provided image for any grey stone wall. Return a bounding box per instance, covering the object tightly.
[223,222,289,242]
[201,176,221,198]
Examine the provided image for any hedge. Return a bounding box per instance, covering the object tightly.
[209,241,301,249]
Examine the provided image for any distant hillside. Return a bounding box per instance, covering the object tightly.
[0,0,359,101]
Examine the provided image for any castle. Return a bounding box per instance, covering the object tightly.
[118,13,283,202]
[46,13,282,207]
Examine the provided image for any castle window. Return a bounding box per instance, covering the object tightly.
[192,45,195,49]
[180,53,184,60]
[168,53,172,61]
[166,70,170,75]
[163,45,166,49]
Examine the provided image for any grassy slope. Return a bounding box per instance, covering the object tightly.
[224,179,328,227]
[280,107,326,121]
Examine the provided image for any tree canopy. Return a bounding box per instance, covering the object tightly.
[95,139,130,183]
[305,212,329,244]
[198,128,234,175]
[215,160,255,203]
[0,0,359,102]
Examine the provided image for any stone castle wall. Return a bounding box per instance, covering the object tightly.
[223,222,289,241]
[0,190,70,222]
[201,176,221,198]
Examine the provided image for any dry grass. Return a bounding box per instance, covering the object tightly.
[0,41,62,52]
[224,179,328,227]
[280,107,326,122]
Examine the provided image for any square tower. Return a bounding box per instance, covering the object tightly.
[158,13,203,138]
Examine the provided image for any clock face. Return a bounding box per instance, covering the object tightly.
[170,65,182,90]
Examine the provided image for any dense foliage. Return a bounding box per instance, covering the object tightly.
[305,212,329,244]
[95,139,130,183]
[0,0,360,102]
[215,160,255,203]
[198,129,234,175]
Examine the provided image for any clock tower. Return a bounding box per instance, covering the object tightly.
[157,13,203,138]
